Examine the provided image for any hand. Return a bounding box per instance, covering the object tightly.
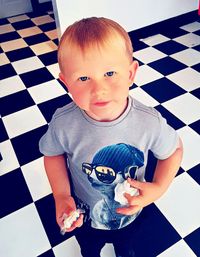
[55,195,84,232]
[116,178,164,215]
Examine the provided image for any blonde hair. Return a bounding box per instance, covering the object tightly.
[58,17,133,72]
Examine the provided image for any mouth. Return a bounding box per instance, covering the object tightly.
[93,101,110,107]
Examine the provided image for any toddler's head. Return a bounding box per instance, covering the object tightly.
[58,17,133,73]
[57,17,138,121]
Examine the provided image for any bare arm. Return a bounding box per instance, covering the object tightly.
[44,155,83,231]
[153,138,183,193]
[44,155,71,198]
[117,138,183,215]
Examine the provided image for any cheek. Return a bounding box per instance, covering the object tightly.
[112,79,130,94]
[69,88,90,107]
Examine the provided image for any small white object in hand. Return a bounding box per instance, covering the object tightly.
[60,210,80,235]
[114,180,139,205]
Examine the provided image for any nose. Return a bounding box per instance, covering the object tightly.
[91,80,109,98]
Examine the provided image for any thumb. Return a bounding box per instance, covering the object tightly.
[127,178,144,190]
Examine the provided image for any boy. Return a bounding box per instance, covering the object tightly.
[39,17,183,257]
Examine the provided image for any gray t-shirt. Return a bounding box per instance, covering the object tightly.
[39,96,179,230]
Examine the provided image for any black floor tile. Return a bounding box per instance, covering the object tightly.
[131,204,181,257]
[24,33,50,45]
[37,249,55,257]
[11,19,35,30]
[191,88,200,100]
[20,67,55,88]
[155,105,186,130]
[6,47,35,62]
[0,31,21,43]
[154,40,187,55]
[0,63,17,80]
[142,77,186,103]
[148,57,187,76]
[11,126,47,166]
[184,227,200,257]
[0,118,9,142]
[0,168,33,218]
[39,22,56,32]
[38,51,58,66]
[1,90,35,117]
[189,120,200,135]
[38,94,72,123]
[187,164,200,186]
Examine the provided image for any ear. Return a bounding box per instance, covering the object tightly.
[128,60,139,85]
[59,73,68,89]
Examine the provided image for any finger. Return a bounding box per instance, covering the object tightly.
[57,215,65,228]
[127,178,144,190]
[116,205,140,215]
[124,193,141,205]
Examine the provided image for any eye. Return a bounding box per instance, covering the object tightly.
[104,71,116,77]
[78,76,89,82]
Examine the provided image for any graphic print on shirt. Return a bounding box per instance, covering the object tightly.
[82,143,144,230]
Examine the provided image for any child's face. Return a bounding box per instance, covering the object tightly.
[60,37,138,121]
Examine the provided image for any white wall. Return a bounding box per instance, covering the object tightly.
[52,0,198,37]
[0,0,32,18]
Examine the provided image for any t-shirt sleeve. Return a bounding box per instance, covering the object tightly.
[151,111,179,160]
[39,118,65,156]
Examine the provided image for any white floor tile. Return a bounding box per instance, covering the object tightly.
[17,26,43,38]
[134,64,163,86]
[167,68,200,92]
[0,76,26,97]
[0,140,20,175]
[171,48,200,66]
[129,87,159,107]
[2,106,47,138]
[101,243,116,257]
[8,14,29,23]
[12,56,44,74]
[0,24,15,35]
[140,34,169,46]
[0,204,51,257]
[177,126,200,171]
[31,15,54,26]
[0,38,28,52]
[134,47,166,64]
[180,21,200,32]
[45,29,58,40]
[173,33,200,47]
[0,53,10,65]
[53,236,82,257]
[155,172,200,238]
[162,93,200,125]
[21,158,52,201]
[28,79,66,104]
[46,63,60,78]
[30,41,57,55]
[53,238,115,257]
[157,240,197,257]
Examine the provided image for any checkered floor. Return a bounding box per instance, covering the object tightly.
[0,9,200,257]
